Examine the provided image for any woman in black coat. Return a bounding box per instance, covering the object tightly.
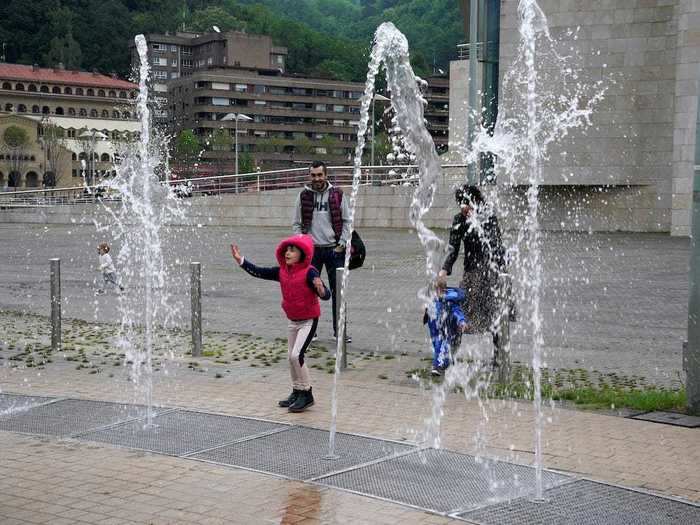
[439,185,505,340]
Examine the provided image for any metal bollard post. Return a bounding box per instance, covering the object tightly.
[50,258,61,352]
[335,267,347,370]
[496,273,512,385]
[191,262,202,357]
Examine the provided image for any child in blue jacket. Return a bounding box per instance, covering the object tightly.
[424,275,468,376]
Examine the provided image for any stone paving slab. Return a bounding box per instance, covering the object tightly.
[459,479,700,525]
[76,408,291,456]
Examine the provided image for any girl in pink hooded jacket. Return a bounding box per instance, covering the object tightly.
[231,234,330,412]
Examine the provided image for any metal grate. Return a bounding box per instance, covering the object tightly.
[629,411,700,428]
[0,398,166,437]
[191,426,413,481]
[76,409,289,456]
[0,393,56,417]
[316,448,569,515]
[459,479,700,524]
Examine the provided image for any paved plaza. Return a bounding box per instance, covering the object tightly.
[1,222,698,524]
[0,223,690,384]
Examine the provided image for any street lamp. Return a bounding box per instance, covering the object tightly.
[221,112,252,177]
[78,129,108,187]
[371,94,390,167]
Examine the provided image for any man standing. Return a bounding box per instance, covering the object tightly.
[293,161,352,342]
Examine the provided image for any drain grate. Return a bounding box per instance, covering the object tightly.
[629,411,700,428]
[191,426,413,480]
[0,398,166,437]
[0,393,55,417]
[459,479,700,524]
[316,448,569,515]
[76,409,290,456]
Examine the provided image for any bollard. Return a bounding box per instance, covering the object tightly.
[335,267,347,370]
[496,273,512,385]
[50,258,61,352]
[191,262,202,357]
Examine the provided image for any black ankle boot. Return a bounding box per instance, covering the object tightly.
[278,389,300,408]
[288,387,314,412]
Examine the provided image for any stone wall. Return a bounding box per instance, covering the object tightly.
[0,182,669,233]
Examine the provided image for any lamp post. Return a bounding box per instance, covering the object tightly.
[78,129,108,187]
[221,112,252,177]
[371,94,390,166]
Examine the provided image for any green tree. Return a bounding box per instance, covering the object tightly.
[190,6,246,32]
[174,129,201,175]
[238,152,255,174]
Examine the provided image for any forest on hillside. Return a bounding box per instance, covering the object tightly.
[0,0,464,81]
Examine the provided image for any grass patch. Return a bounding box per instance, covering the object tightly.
[552,386,686,411]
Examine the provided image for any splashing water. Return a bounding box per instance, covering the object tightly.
[470,0,606,500]
[326,22,448,458]
[96,35,184,426]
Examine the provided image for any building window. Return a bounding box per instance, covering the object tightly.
[171,72,179,79]
[315,104,327,112]
[182,47,192,56]
[42,106,50,114]
[52,86,61,94]
[1,82,10,90]
[152,43,164,53]
[123,111,131,119]
[32,105,40,113]
[154,70,167,79]
[333,105,344,113]
[68,129,76,138]
[87,88,94,96]
[79,108,87,116]
[182,59,192,68]
[68,108,76,115]
[101,110,108,117]
[15,83,24,91]
[234,84,247,92]
[171,59,177,67]
[98,89,105,97]
[27,84,37,92]
[64,87,73,94]
[76,87,84,95]
[90,109,97,117]
[112,110,120,118]
[55,107,64,115]
[119,91,127,99]
[16,104,26,112]
[207,57,213,65]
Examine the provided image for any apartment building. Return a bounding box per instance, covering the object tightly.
[424,75,449,154]
[130,31,288,121]
[0,62,139,190]
[169,69,364,170]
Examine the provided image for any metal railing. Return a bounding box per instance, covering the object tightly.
[0,164,469,207]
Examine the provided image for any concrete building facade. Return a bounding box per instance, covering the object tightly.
[0,63,138,190]
[168,69,364,170]
[130,32,288,122]
[450,0,700,235]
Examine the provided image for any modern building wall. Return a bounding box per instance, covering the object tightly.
[449,0,699,235]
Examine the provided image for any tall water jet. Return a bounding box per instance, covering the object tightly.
[472,0,606,499]
[327,21,447,457]
[98,35,183,426]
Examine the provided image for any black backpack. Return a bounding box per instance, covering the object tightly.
[349,230,366,270]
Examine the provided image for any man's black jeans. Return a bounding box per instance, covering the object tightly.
[311,246,345,336]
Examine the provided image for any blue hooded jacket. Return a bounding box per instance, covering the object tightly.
[424,287,467,365]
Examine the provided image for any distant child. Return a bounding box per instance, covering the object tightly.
[96,242,124,295]
[424,275,468,376]
[230,234,330,412]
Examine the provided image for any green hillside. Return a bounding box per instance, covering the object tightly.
[0,1,464,81]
